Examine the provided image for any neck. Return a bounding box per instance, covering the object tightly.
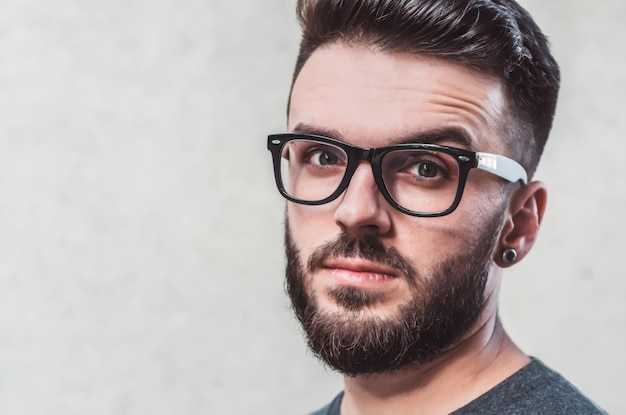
[340,314,530,415]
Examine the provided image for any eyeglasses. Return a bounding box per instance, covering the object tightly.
[267,133,527,217]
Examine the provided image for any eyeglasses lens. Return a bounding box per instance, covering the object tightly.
[280,139,348,202]
[381,149,460,214]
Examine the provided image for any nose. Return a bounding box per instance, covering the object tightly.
[333,162,392,236]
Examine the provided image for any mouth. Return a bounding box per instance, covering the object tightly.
[319,257,399,288]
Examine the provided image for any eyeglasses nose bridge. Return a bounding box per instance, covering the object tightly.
[340,147,386,195]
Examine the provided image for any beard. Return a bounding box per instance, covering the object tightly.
[284,213,504,376]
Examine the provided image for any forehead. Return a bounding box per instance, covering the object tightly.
[289,44,508,152]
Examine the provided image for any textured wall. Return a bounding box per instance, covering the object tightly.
[0,0,622,414]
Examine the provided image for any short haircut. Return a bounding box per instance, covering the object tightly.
[289,0,560,176]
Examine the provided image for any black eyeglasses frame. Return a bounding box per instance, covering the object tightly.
[267,133,526,218]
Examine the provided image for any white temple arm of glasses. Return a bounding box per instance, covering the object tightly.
[476,152,528,184]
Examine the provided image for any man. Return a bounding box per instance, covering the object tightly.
[267,0,607,413]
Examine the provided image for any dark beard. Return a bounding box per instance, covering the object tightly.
[284,214,503,376]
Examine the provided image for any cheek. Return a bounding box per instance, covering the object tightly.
[461,172,508,214]
[394,219,469,272]
[287,203,339,257]
[391,207,495,274]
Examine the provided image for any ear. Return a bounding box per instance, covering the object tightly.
[495,181,547,267]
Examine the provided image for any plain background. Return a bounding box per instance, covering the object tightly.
[0,0,623,414]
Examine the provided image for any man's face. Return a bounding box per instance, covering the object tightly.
[285,44,511,375]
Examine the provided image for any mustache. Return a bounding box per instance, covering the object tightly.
[306,232,418,285]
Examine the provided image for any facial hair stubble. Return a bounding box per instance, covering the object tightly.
[284,214,503,376]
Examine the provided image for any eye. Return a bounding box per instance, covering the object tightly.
[303,145,344,167]
[385,150,453,184]
[405,159,447,180]
[310,149,339,166]
[415,161,440,178]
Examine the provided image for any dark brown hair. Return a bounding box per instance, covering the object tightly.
[289,0,560,176]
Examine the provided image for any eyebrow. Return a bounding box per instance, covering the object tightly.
[292,123,345,141]
[292,123,477,151]
[393,129,476,150]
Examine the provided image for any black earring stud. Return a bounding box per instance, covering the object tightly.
[502,248,518,265]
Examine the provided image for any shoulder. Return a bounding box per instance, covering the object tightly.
[453,358,607,415]
[309,392,344,415]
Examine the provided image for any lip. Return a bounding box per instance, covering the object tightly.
[320,258,398,287]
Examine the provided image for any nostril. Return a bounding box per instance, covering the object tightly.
[333,179,392,236]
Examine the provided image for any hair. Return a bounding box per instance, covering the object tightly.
[289,0,560,177]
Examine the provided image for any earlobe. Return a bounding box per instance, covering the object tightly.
[495,181,547,267]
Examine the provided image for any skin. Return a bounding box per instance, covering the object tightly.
[287,44,547,415]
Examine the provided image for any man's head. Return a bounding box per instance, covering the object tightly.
[272,0,559,376]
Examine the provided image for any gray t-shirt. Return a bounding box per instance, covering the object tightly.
[310,358,607,415]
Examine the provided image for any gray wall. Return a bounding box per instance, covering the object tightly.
[0,0,622,414]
